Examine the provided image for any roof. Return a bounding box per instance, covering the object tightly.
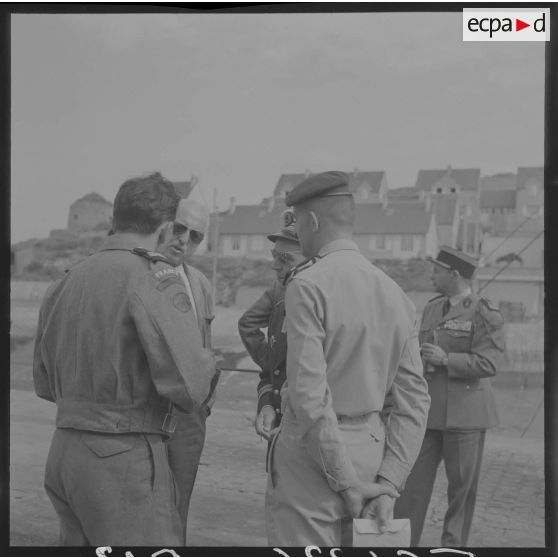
[218,203,289,235]
[273,171,385,197]
[72,192,112,206]
[480,173,516,190]
[415,167,480,191]
[476,267,543,281]
[516,167,544,190]
[387,186,421,201]
[173,181,193,198]
[218,200,433,236]
[354,202,433,235]
[431,195,458,225]
[480,189,516,209]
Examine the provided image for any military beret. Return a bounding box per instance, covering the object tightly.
[285,171,352,207]
[428,245,478,279]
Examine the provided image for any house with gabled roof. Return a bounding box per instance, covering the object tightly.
[213,196,437,260]
[414,166,481,253]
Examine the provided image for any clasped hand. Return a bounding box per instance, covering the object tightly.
[420,343,448,366]
[341,480,399,533]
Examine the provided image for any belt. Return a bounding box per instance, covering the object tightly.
[336,412,377,425]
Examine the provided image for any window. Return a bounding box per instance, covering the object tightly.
[376,235,386,250]
[450,187,456,193]
[525,205,541,217]
[232,236,240,251]
[436,187,442,194]
[401,236,413,252]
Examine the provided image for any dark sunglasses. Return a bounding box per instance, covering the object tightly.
[172,223,205,244]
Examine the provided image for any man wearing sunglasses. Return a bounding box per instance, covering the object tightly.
[157,197,220,543]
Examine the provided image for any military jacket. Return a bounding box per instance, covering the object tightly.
[33,236,216,436]
[238,280,287,419]
[284,239,430,492]
[420,292,506,430]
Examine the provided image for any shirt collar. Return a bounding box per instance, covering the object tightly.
[449,287,472,306]
[318,238,359,258]
[99,234,153,253]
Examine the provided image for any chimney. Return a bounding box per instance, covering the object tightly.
[446,164,453,175]
[228,196,236,214]
[353,167,360,177]
[304,169,311,178]
[267,196,275,213]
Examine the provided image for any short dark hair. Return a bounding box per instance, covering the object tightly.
[112,172,180,234]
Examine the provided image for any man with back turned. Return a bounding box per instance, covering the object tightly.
[33,172,216,546]
[265,170,430,546]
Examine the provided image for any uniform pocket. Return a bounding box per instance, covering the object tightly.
[80,432,138,458]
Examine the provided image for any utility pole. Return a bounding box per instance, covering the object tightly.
[211,187,219,302]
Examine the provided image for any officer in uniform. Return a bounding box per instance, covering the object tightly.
[158,197,220,542]
[238,220,305,440]
[33,172,217,546]
[265,171,430,546]
[394,246,506,547]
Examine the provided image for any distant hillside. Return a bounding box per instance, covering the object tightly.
[12,237,433,304]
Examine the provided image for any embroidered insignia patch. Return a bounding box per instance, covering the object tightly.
[154,267,180,281]
[172,292,192,313]
[443,319,472,332]
[156,276,184,292]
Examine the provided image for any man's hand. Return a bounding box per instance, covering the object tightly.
[255,406,277,440]
[340,482,399,519]
[420,343,449,366]
[360,478,398,532]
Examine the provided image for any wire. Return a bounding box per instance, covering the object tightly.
[477,230,544,294]
[483,213,538,262]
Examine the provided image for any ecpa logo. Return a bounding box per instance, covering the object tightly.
[463,9,550,41]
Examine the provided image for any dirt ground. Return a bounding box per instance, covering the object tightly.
[10,300,545,549]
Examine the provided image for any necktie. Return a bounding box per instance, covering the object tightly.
[442,298,451,316]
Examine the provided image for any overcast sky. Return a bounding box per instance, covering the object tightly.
[11,11,545,242]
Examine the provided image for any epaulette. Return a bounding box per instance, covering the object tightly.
[428,294,445,303]
[479,296,501,313]
[283,256,322,286]
[132,247,170,265]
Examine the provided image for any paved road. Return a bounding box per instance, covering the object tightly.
[10,363,545,549]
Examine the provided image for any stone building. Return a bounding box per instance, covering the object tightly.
[67,192,113,235]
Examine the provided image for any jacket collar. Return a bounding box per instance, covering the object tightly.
[99,234,154,253]
[318,238,359,258]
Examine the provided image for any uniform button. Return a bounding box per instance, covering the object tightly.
[275,408,280,414]
[274,369,280,376]
[466,385,470,390]
[273,389,279,394]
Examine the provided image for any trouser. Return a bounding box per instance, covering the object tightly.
[44,427,183,546]
[166,407,207,543]
[265,407,386,547]
[394,428,486,547]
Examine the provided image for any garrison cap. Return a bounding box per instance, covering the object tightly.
[428,245,478,279]
[267,224,299,245]
[285,171,352,207]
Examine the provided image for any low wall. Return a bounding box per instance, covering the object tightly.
[11,281,53,301]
